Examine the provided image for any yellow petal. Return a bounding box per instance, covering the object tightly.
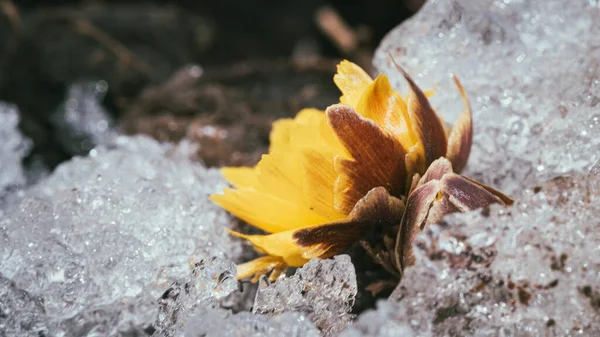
[210,188,330,233]
[236,255,285,281]
[294,108,325,124]
[326,104,407,214]
[446,76,473,173]
[300,149,346,220]
[268,108,325,154]
[355,74,417,144]
[269,118,295,153]
[334,60,373,108]
[255,153,303,203]
[221,167,258,189]
[227,229,310,267]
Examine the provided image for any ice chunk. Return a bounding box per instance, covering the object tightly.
[154,257,238,335]
[0,103,31,198]
[343,172,600,336]
[181,308,320,337]
[253,255,357,336]
[340,301,415,337]
[50,81,119,156]
[375,0,600,195]
[0,136,241,336]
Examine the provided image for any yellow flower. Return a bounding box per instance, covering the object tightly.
[210,60,475,282]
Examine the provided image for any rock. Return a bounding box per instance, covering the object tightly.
[0,136,241,336]
[253,255,357,336]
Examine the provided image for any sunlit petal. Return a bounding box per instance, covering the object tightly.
[446,76,473,173]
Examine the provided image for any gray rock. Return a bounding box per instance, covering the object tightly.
[253,255,357,336]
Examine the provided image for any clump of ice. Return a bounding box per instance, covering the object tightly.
[181,307,320,337]
[0,136,241,336]
[51,81,119,156]
[375,0,600,195]
[344,172,600,336]
[253,255,357,336]
[0,103,31,198]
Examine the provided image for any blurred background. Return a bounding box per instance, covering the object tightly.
[0,0,423,173]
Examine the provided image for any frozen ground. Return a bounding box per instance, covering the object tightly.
[2,0,600,336]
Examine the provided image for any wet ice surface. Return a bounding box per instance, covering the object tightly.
[343,172,600,336]
[0,103,31,199]
[0,136,242,336]
[375,0,600,195]
[253,255,357,336]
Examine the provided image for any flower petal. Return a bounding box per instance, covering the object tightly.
[440,173,508,211]
[236,255,285,281]
[445,76,473,173]
[227,229,310,267]
[221,167,258,189]
[396,180,441,270]
[426,194,461,227]
[301,149,346,220]
[294,187,405,258]
[326,104,407,214]
[334,60,373,108]
[460,176,514,206]
[417,157,454,186]
[255,153,303,203]
[355,74,415,142]
[210,188,331,233]
[391,59,448,167]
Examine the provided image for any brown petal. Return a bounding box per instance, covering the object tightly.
[426,194,461,226]
[462,175,514,206]
[417,157,454,187]
[395,180,441,270]
[294,187,405,259]
[445,76,473,173]
[390,58,447,167]
[326,104,407,214]
[440,173,508,211]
